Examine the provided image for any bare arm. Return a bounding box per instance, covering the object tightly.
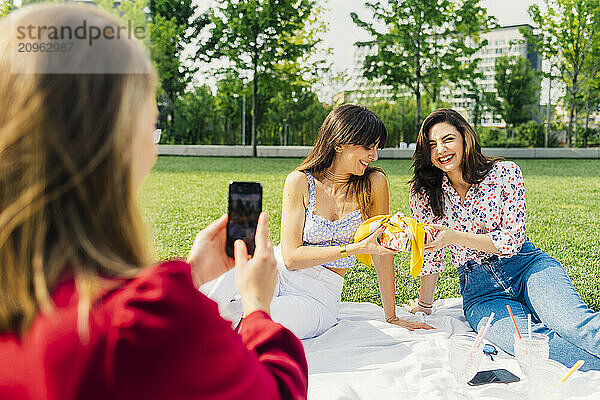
[371,172,434,330]
[280,171,393,270]
[369,172,396,320]
[424,227,500,254]
[405,189,445,315]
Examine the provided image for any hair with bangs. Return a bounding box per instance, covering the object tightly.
[409,109,502,220]
[296,104,388,218]
[0,4,156,336]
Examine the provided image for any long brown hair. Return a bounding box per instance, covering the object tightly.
[0,5,155,335]
[296,104,387,218]
[409,109,502,220]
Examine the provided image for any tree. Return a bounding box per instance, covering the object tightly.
[148,0,205,135]
[493,55,541,138]
[0,1,14,18]
[519,24,562,147]
[463,72,496,129]
[171,86,218,144]
[582,75,600,147]
[351,0,494,134]
[526,0,600,147]
[197,0,320,156]
[214,71,248,145]
[257,62,329,146]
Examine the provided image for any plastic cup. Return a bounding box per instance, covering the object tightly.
[527,359,571,399]
[514,332,549,376]
[448,333,485,389]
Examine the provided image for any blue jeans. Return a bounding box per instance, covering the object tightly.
[457,241,600,371]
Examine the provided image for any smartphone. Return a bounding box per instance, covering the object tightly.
[226,182,262,258]
[468,369,520,386]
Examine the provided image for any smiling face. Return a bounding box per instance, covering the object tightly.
[333,142,379,176]
[428,122,464,175]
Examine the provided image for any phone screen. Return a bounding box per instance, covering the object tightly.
[468,369,520,386]
[226,182,262,257]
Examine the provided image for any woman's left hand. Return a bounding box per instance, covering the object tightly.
[188,215,235,288]
[387,316,435,331]
[423,223,455,252]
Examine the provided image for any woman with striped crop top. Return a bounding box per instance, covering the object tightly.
[205,105,433,338]
[274,104,434,338]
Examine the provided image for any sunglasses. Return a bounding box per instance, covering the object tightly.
[153,128,162,144]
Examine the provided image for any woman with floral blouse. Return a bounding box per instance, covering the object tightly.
[406,109,600,371]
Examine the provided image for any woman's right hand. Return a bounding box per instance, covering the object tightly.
[235,212,278,316]
[352,225,398,256]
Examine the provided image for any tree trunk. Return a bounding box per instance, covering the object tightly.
[545,78,551,147]
[242,88,246,145]
[566,72,578,147]
[415,89,421,138]
[584,90,590,147]
[415,55,422,138]
[567,100,575,148]
[574,107,577,146]
[252,58,258,157]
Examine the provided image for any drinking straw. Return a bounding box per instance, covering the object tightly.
[473,312,494,349]
[528,314,532,341]
[557,360,585,385]
[470,326,485,350]
[478,312,494,345]
[459,313,495,379]
[549,360,585,394]
[506,305,522,339]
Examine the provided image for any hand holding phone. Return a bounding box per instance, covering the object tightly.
[187,215,234,288]
[226,182,262,257]
[234,211,278,316]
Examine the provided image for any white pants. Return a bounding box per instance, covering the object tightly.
[200,246,344,339]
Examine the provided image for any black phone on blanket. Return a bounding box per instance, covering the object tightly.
[468,369,520,386]
[226,182,262,258]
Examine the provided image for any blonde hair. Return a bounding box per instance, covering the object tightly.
[296,104,388,218]
[0,4,156,335]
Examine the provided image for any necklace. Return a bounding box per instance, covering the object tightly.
[322,169,351,217]
[322,168,351,185]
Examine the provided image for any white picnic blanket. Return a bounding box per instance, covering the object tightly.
[303,298,600,400]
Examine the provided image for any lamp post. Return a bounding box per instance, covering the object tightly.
[283,117,287,146]
[242,83,246,146]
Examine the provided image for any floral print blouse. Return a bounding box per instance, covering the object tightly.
[409,161,528,275]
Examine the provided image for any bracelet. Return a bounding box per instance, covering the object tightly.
[339,244,348,258]
[386,315,399,323]
[418,300,433,309]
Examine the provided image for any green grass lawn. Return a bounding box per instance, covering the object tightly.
[140,157,600,311]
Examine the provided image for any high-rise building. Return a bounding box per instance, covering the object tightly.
[448,24,541,127]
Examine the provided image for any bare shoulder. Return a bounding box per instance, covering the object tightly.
[283,170,309,205]
[285,170,308,188]
[368,170,389,189]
